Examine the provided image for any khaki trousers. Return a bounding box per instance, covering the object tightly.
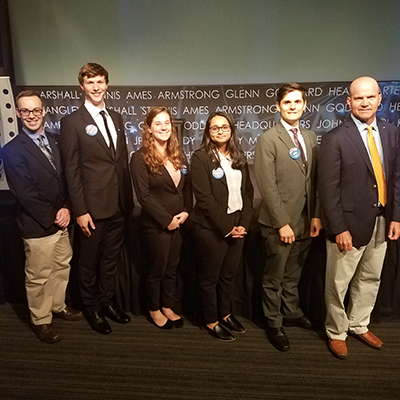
[23,229,72,325]
[325,216,386,340]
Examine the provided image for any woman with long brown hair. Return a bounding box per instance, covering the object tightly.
[130,106,192,329]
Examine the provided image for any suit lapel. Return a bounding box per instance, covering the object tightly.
[160,165,181,190]
[47,133,62,174]
[19,131,58,177]
[109,111,123,160]
[300,127,312,177]
[79,106,114,159]
[276,121,306,175]
[377,120,390,176]
[344,119,375,177]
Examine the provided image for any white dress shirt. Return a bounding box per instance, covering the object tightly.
[84,100,117,148]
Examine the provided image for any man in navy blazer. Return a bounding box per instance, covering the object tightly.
[319,77,400,359]
[1,90,83,343]
[59,63,134,334]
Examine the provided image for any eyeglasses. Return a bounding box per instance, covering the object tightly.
[18,108,43,117]
[210,124,231,134]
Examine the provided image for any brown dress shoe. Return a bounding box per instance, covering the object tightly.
[53,306,84,321]
[32,324,61,344]
[328,339,348,359]
[355,331,383,349]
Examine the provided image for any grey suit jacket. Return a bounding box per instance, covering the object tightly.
[254,121,319,238]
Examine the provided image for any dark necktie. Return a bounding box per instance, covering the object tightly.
[100,110,116,159]
[290,128,306,167]
[37,135,56,170]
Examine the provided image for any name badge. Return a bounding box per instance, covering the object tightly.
[85,124,98,136]
[212,167,224,179]
[289,147,301,160]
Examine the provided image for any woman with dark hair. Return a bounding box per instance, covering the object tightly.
[130,106,192,329]
[191,111,254,341]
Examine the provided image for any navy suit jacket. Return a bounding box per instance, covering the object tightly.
[59,105,133,220]
[1,130,67,238]
[319,117,400,248]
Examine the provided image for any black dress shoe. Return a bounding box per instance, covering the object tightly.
[53,306,84,321]
[220,315,246,333]
[266,326,290,351]
[206,323,236,342]
[102,305,131,324]
[147,314,175,330]
[283,316,312,330]
[86,312,112,334]
[173,317,184,328]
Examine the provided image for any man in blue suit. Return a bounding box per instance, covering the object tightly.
[1,90,83,343]
[319,77,400,359]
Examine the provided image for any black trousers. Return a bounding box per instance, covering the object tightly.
[193,222,244,324]
[144,226,182,311]
[78,210,125,313]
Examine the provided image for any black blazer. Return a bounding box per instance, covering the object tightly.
[190,149,254,237]
[59,105,133,219]
[319,117,400,248]
[130,148,192,230]
[1,130,67,238]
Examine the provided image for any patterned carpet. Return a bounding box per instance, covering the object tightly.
[0,303,399,400]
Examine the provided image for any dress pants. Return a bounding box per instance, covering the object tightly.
[23,228,72,325]
[194,222,244,324]
[78,210,125,313]
[144,226,182,311]
[325,216,386,340]
[261,224,312,328]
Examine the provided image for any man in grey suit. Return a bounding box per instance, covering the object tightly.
[254,83,321,351]
[319,76,400,359]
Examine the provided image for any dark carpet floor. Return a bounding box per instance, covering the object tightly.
[0,303,399,400]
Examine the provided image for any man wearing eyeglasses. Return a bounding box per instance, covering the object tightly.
[254,83,321,352]
[1,90,83,344]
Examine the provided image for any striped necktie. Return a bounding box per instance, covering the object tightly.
[38,135,56,170]
[290,128,306,166]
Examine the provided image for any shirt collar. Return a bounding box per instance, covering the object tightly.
[280,119,300,134]
[22,127,46,141]
[350,113,378,133]
[84,99,107,118]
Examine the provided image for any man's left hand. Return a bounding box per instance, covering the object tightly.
[310,218,322,237]
[388,221,400,240]
[54,208,70,228]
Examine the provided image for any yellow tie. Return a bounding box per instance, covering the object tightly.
[367,126,386,206]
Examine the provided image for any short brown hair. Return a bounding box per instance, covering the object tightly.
[78,63,109,85]
[16,90,43,107]
[276,83,307,104]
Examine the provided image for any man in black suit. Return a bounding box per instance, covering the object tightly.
[319,76,400,359]
[59,63,134,334]
[1,90,83,343]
